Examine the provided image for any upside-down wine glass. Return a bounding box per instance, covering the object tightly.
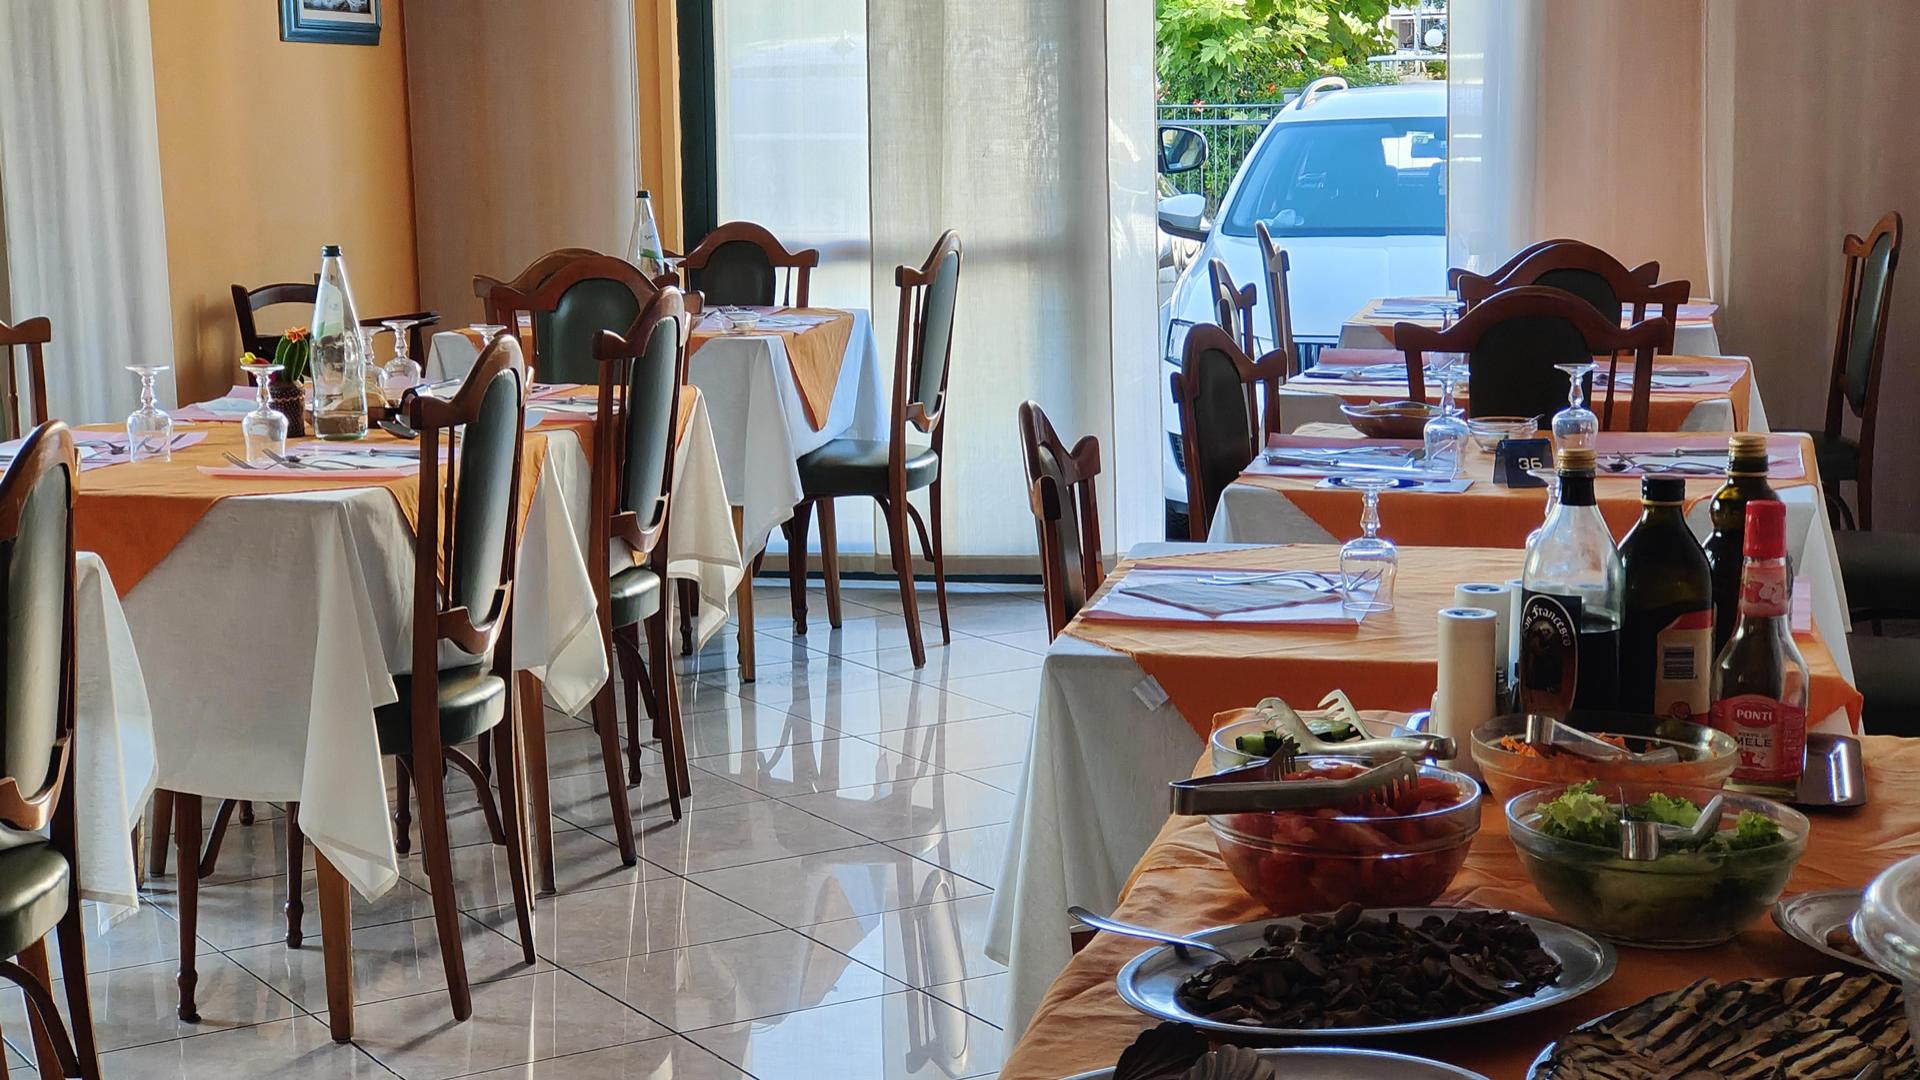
[125,365,174,462]
[1339,474,1399,613]
[239,358,286,465]
[1551,361,1599,452]
[1422,356,1470,478]
[382,318,424,393]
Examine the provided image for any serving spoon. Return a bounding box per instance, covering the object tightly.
[1066,907,1236,964]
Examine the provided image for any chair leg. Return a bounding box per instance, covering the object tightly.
[1858,469,1874,531]
[732,504,756,683]
[816,497,843,628]
[518,672,561,894]
[785,499,814,633]
[148,789,173,877]
[19,939,69,1079]
[490,715,536,965]
[613,625,647,783]
[52,897,100,1079]
[649,606,690,810]
[444,746,508,846]
[395,760,416,856]
[172,792,202,1022]
[285,802,305,948]
[588,669,639,867]
[928,478,951,644]
[677,579,697,657]
[238,800,254,827]
[197,798,239,879]
[410,740,472,1021]
[881,495,926,667]
[475,734,493,782]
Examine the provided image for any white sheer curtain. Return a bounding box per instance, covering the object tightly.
[0,0,173,422]
[1444,0,1540,274]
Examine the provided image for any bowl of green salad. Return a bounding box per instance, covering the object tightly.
[1506,780,1808,948]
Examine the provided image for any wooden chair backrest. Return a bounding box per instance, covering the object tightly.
[1824,210,1903,447]
[588,288,691,605]
[1018,400,1105,638]
[0,420,77,834]
[1254,222,1298,380]
[1171,323,1292,539]
[0,318,52,438]
[482,253,661,385]
[680,221,820,308]
[1208,257,1259,358]
[1456,241,1682,353]
[886,230,963,471]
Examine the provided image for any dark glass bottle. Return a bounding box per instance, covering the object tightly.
[1519,447,1623,715]
[1619,476,1714,722]
[1704,433,1778,654]
[1711,500,1809,797]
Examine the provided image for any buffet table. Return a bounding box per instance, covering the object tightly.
[986,543,1864,1035]
[999,740,1920,1080]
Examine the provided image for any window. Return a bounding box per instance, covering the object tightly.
[1221,118,1446,238]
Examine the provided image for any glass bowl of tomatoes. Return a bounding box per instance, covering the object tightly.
[1206,758,1482,915]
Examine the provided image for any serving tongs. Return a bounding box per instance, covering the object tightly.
[1618,793,1727,861]
[1170,741,1420,815]
[1254,697,1456,762]
[1522,713,1678,764]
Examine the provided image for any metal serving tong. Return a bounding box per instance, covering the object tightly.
[1255,697,1456,763]
[1619,793,1726,861]
[1522,713,1678,764]
[1170,741,1419,815]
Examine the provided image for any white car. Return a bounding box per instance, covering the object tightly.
[1159,78,1447,524]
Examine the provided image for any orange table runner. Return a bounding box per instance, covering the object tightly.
[1237,431,1818,547]
[687,308,854,430]
[1000,737,1920,1080]
[1063,545,1862,736]
[76,424,548,596]
[1290,352,1753,432]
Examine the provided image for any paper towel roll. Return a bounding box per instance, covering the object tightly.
[1435,607,1498,780]
[1454,583,1512,688]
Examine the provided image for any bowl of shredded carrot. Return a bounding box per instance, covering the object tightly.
[1470,712,1739,804]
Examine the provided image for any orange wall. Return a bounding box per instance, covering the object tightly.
[150,0,419,402]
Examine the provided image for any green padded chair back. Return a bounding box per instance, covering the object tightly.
[1466,314,1594,421]
[0,444,68,800]
[1846,231,1896,412]
[532,279,643,386]
[693,240,777,308]
[911,248,961,415]
[1532,267,1619,323]
[1189,341,1257,523]
[449,367,521,618]
[621,318,680,524]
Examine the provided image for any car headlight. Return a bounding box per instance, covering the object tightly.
[1164,317,1195,368]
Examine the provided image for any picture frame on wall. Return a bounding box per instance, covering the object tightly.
[280,0,381,46]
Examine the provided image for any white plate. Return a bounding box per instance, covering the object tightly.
[1061,1046,1490,1080]
[1114,907,1615,1039]
[1771,889,1886,974]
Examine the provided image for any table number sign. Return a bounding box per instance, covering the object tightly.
[1493,437,1552,488]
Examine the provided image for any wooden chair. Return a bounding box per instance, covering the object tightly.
[0,421,100,1078]
[0,318,51,437]
[1446,239,1655,291]
[231,281,440,363]
[1393,285,1671,431]
[1454,241,1683,357]
[1171,322,1292,540]
[1018,401,1104,640]
[481,252,661,385]
[1208,257,1259,357]
[786,231,961,668]
[679,221,819,308]
[1254,222,1298,380]
[1791,210,1902,529]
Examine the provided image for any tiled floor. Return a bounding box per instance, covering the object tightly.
[8,580,1043,1079]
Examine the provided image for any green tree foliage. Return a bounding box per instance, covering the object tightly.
[1156,0,1397,104]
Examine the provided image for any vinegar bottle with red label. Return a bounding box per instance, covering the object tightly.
[1709,499,1808,797]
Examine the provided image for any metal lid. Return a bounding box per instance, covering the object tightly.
[1556,446,1596,471]
[1729,432,1768,456]
[320,244,342,257]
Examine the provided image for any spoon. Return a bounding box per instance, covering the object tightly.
[1066,907,1235,964]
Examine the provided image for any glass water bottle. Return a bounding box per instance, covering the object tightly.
[310,245,368,441]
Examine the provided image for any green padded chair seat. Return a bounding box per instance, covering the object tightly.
[374,666,507,757]
[1837,530,1920,616]
[0,840,69,959]
[1791,429,1861,483]
[1850,633,1920,736]
[611,565,663,629]
[797,439,939,496]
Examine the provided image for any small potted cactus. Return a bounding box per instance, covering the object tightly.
[270,326,310,436]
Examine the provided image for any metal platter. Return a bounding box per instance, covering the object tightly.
[1772,888,1887,974]
[1113,907,1616,1040]
[1060,1046,1491,1080]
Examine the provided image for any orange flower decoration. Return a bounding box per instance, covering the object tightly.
[283,326,310,342]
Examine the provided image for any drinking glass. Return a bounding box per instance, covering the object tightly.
[1525,463,1561,550]
[381,318,424,393]
[1422,359,1470,478]
[239,359,286,465]
[468,323,507,345]
[1339,475,1398,613]
[1551,362,1599,451]
[125,365,174,462]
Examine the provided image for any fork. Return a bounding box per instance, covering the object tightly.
[221,452,259,470]
[1196,570,1343,588]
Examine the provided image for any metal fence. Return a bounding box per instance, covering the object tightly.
[1156,99,1293,215]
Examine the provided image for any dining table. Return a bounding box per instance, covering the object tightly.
[984,541,1864,1037]
[1273,349,1764,434]
[1338,295,1724,356]
[429,305,885,679]
[996,734,1920,1080]
[1209,428,1853,680]
[96,356,740,1039]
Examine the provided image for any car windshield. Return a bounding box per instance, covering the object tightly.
[1222,116,1445,238]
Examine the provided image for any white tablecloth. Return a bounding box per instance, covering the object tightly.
[1338,318,1723,357]
[73,552,157,924]
[1274,353,1769,436]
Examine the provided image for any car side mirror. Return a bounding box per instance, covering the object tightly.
[1157,125,1207,175]
[1157,192,1209,242]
